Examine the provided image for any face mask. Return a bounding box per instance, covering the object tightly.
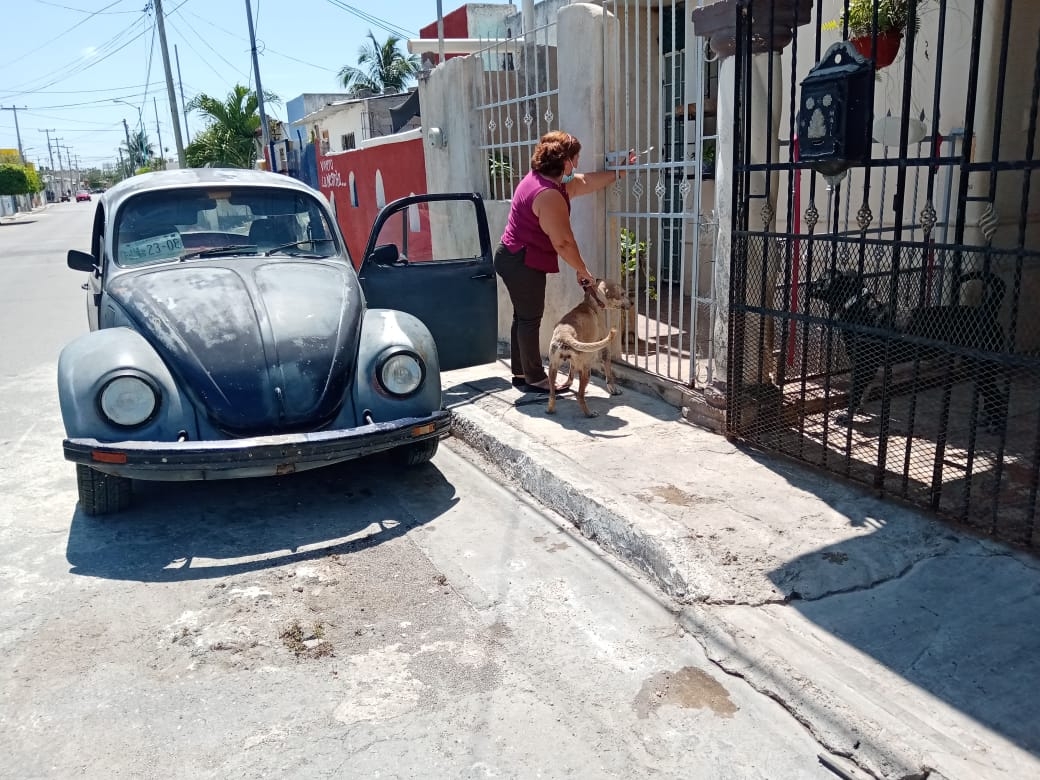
[561,169,576,184]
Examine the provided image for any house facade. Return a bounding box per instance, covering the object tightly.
[410,0,1039,547]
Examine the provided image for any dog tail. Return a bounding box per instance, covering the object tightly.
[556,328,617,353]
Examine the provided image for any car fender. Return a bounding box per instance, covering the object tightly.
[351,309,442,424]
[57,327,195,440]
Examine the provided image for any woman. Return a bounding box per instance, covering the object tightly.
[494,131,630,393]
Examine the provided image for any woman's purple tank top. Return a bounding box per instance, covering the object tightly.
[500,170,571,273]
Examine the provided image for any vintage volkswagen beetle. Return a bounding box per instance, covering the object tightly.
[60,169,497,516]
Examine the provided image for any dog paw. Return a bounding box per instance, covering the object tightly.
[607,385,623,396]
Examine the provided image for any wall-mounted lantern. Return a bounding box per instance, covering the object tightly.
[797,41,874,177]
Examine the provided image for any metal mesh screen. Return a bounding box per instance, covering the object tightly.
[727,0,1040,548]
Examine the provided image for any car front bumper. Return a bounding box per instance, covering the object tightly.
[63,410,451,481]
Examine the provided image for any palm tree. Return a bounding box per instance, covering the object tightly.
[122,129,154,173]
[184,84,280,169]
[337,31,420,96]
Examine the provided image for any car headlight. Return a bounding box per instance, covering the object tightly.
[98,374,159,428]
[377,351,425,397]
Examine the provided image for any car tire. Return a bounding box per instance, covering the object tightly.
[390,438,439,466]
[76,464,132,516]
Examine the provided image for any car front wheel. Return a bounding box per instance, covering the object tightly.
[76,464,132,516]
[390,438,439,466]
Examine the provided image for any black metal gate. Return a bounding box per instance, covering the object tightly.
[727,0,1040,548]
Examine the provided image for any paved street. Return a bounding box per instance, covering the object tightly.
[0,206,835,778]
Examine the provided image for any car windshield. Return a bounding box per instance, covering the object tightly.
[114,186,340,267]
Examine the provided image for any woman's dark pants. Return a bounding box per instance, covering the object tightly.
[493,243,548,384]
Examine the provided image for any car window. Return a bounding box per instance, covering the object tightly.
[370,199,482,264]
[114,186,340,267]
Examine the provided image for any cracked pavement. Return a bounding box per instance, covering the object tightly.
[444,362,1040,780]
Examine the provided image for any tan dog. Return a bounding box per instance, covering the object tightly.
[547,279,632,417]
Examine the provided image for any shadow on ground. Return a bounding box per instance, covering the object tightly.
[758,450,1040,758]
[66,454,458,582]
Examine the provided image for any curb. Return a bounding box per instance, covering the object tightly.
[447,399,949,780]
[448,402,731,603]
[680,606,928,780]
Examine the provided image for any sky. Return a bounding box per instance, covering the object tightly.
[0,0,489,172]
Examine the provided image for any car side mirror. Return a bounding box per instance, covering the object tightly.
[67,249,97,272]
[369,243,401,266]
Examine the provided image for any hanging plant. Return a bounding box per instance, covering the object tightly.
[823,0,927,70]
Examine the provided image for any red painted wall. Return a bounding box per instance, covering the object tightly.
[418,5,470,65]
[317,138,429,268]
[419,5,469,39]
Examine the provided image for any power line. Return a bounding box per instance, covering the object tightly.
[0,0,125,71]
[181,8,336,74]
[322,0,416,40]
[0,14,149,98]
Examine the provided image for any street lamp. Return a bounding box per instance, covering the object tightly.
[113,98,144,171]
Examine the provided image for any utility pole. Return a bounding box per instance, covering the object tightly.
[175,44,191,145]
[153,0,186,167]
[40,128,57,196]
[60,145,73,192]
[0,106,26,162]
[153,97,165,168]
[122,118,133,174]
[244,0,271,169]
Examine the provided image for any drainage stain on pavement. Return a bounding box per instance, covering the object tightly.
[633,484,720,507]
[633,667,738,719]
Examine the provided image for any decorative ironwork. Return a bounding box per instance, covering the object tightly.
[805,202,820,232]
[979,203,999,244]
[920,201,937,235]
[856,202,873,233]
[761,202,775,228]
[727,0,1040,548]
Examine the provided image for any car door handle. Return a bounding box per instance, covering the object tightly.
[470,272,495,280]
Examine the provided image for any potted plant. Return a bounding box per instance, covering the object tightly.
[826,0,924,69]
[700,139,716,179]
[619,228,655,302]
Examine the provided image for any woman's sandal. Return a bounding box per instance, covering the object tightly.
[521,380,569,395]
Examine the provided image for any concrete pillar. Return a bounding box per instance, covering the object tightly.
[712,53,783,386]
[547,2,616,352]
[420,54,488,195]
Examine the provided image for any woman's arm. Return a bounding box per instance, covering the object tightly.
[532,188,595,286]
[566,150,637,198]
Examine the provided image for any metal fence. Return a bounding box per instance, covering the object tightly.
[728,0,1040,548]
[473,21,560,201]
[603,0,722,388]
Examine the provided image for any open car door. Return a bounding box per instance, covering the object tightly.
[358,193,497,371]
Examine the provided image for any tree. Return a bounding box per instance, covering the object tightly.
[184,84,280,169]
[0,164,42,196]
[122,129,154,172]
[337,31,420,96]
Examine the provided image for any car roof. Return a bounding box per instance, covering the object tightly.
[100,168,329,213]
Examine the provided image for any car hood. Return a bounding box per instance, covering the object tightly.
[107,259,363,436]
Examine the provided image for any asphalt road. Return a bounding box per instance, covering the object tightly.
[0,202,833,779]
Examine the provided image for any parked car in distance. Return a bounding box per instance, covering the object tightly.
[59,168,497,516]
[75,190,91,202]
[60,193,71,202]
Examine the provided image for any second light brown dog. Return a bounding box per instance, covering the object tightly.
[546,279,632,417]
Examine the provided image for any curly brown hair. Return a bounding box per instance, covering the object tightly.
[530,131,581,177]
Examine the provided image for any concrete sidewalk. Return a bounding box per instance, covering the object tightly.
[0,201,48,224]
[442,361,1040,780]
